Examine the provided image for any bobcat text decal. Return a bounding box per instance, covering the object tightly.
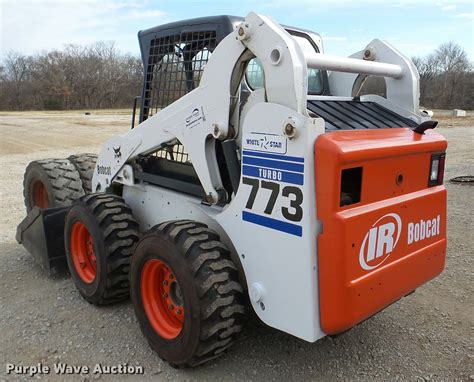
[408,216,440,244]
[97,165,111,176]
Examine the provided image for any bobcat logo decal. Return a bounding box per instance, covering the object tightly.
[113,145,122,159]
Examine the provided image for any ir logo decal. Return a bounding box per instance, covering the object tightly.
[359,213,402,270]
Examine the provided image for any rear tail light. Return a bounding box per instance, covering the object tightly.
[429,153,445,186]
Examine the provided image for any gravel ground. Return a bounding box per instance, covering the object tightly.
[0,110,472,381]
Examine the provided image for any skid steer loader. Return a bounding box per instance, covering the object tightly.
[17,13,447,367]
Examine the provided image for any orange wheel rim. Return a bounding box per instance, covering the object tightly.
[70,222,97,284]
[141,259,184,340]
[31,180,49,209]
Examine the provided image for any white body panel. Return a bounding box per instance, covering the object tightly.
[216,103,324,340]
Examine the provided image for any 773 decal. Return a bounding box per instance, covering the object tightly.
[242,177,303,222]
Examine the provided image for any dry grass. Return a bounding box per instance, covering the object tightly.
[429,109,474,128]
[0,110,132,156]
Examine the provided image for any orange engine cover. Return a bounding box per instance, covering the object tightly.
[315,128,447,335]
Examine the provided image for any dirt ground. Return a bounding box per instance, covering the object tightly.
[0,110,472,381]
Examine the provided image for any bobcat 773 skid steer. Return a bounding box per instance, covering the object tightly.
[17,12,447,367]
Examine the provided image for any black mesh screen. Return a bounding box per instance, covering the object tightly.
[142,30,217,120]
[153,142,189,163]
[141,31,217,164]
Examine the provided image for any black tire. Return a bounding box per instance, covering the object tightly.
[130,220,246,367]
[23,159,85,212]
[68,153,98,194]
[64,193,140,305]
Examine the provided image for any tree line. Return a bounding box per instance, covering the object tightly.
[0,40,472,111]
[412,42,473,110]
[0,42,143,111]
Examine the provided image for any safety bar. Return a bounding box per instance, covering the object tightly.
[305,52,403,79]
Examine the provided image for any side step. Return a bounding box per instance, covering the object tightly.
[16,207,69,275]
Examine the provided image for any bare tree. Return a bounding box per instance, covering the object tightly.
[0,52,30,109]
[412,54,436,101]
[434,42,471,107]
[413,42,472,109]
[0,42,143,111]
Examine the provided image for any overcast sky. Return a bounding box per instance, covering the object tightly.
[0,0,473,60]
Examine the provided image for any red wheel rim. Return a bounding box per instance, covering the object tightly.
[70,222,97,284]
[141,259,184,339]
[31,180,49,209]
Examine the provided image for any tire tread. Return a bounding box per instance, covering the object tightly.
[158,221,246,367]
[68,153,98,194]
[23,158,85,210]
[79,193,139,305]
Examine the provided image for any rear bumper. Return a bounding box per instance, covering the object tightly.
[317,188,447,334]
[315,129,447,335]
